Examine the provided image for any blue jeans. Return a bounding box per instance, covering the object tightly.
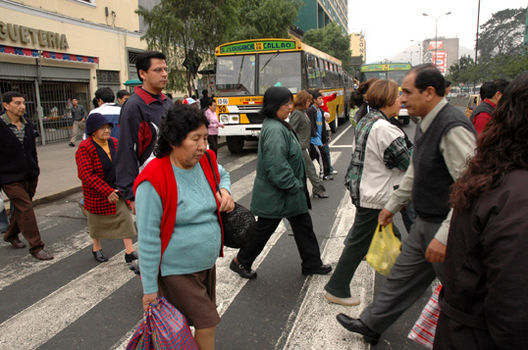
[324,143,334,172]
[0,209,9,233]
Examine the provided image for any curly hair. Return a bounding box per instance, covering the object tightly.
[154,104,209,158]
[450,71,528,211]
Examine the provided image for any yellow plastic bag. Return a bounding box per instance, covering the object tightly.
[366,223,401,276]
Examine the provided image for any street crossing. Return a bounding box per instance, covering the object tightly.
[0,144,407,350]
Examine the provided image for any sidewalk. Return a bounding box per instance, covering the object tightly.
[2,137,227,207]
[3,141,83,206]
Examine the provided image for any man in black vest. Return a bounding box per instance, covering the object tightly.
[335,64,476,345]
[0,91,53,260]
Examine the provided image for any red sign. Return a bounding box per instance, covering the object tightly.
[432,50,447,74]
[427,40,444,50]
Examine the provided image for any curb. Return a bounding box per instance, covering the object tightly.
[4,185,83,213]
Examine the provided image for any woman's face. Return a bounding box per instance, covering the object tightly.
[384,95,402,118]
[276,100,293,120]
[92,124,112,140]
[304,98,312,110]
[170,124,208,169]
[209,101,217,111]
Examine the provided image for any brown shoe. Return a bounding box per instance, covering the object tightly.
[32,250,54,260]
[6,237,26,249]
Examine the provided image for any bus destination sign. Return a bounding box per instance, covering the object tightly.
[219,40,297,54]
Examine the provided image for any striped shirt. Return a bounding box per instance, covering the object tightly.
[1,113,26,143]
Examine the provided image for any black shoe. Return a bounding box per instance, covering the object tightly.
[125,251,138,263]
[6,237,26,249]
[68,142,75,147]
[323,175,334,181]
[302,263,332,275]
[336,314,380,345]
[92,249,108,262]
[230,259,257,279]
[312,192,329,199]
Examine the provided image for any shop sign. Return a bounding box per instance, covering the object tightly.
[0,21,69,50]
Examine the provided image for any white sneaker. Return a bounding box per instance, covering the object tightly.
[331,170,338,175]
[325,292,360,306]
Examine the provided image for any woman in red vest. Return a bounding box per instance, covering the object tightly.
[134,104,234,350]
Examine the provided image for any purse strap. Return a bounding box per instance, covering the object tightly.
[204,151,221,193]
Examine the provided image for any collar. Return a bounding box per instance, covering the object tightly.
[1,113,27,126]
[134,86,167,105]
[419,98,448,133]
[483,99,496,108]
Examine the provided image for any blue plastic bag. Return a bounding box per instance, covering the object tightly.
[127,297,198,350]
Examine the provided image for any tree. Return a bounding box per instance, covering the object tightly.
[137,0,238,94]
[478,7,527,59]
[228,0,302,40]
[302,23,354,74]
[447,55,478,85]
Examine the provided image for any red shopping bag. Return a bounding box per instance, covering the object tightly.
[407,284,442,349]
[127,297,198,350]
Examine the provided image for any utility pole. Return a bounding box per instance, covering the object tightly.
[475,0,481,64]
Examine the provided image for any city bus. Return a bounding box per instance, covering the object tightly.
[359,62,412,124]
[214,38,353,153]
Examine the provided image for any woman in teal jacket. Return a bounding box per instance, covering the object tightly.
[229,86,331,279]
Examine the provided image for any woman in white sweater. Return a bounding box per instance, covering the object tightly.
[324,79,412,306]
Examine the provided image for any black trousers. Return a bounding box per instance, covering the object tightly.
[237,212,323,271]
[309,144,330,176]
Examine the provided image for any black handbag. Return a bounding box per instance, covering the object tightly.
[205,152,255,248]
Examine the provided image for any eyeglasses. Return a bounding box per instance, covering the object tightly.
[100,126,112,131]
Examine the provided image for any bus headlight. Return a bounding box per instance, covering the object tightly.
[220,114,240,124]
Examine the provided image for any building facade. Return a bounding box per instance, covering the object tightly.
[0,0,148,144]
[296,0,348,34]
[349,32,366,63]
[422,37,459,75]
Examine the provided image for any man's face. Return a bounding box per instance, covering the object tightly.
[139,58,168,93]
[400,72,429,117]
[118,95,129,106]
[315,96,323,107]
[3,97,26,118]
[72,98,78,107]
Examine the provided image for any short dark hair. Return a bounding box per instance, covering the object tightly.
[260,86,293,119]
[116,89,130,99]
[207,98,216,107]
[479,81,496,99]
[136,51,166,81]
[494,79,509,94]
[2,91,25,104]
[309,89,322,99]
[445,80,452,88]
[95,87,115,103]
[202,89,209,96]
[411,64,446,97]
[154,104,209,157]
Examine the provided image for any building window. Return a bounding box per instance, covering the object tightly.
[71,0,96,6]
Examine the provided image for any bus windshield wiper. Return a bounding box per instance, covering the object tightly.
[260,53,279,72]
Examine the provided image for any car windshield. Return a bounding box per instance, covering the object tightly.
[258,52,301,94]
[216,55,256,96]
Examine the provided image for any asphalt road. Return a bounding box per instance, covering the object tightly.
[0,119,435,350]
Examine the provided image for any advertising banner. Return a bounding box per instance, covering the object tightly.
[432,50,447,74]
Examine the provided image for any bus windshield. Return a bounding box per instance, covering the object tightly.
[258,52,301,94]
[387,71,408,85]
[216,55,256,96]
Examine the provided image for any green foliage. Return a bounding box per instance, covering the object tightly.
[302,23,354,74]
[479,7,527,59]
[228,0,302,40]
[137,0,238,93]
[448,7,528,85]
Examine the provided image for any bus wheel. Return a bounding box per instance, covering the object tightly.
[226,136,244,154]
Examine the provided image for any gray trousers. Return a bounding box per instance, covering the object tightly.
[360,216,444,334]
[302,149,325,195]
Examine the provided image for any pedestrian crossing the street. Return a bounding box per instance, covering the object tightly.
[0,149,383,350]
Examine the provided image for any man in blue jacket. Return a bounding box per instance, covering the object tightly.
[115,51,173,213]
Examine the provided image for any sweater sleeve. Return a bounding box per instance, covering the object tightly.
[218,164,231,194]
[136,181,163,294]
[115,103,142,200]
[75,143,115,197]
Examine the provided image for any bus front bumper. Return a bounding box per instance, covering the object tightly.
[218,124,261,137]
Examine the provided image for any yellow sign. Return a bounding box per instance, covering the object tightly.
[0,21,69,50]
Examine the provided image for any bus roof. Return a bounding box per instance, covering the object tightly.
[360,62,412,72]
[215,38,342,65]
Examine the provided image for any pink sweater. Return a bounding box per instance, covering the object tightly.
[204,108,223,135]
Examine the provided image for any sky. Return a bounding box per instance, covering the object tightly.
[347,0,527,63]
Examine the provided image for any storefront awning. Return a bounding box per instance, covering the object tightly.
[0,45,98,64]
[124,79,142,86]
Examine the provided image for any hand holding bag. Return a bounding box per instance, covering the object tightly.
[205,152,255,248]
[365,223,401,276]
[126,297,198,350]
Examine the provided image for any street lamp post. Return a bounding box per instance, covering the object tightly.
[423,11,452,53]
